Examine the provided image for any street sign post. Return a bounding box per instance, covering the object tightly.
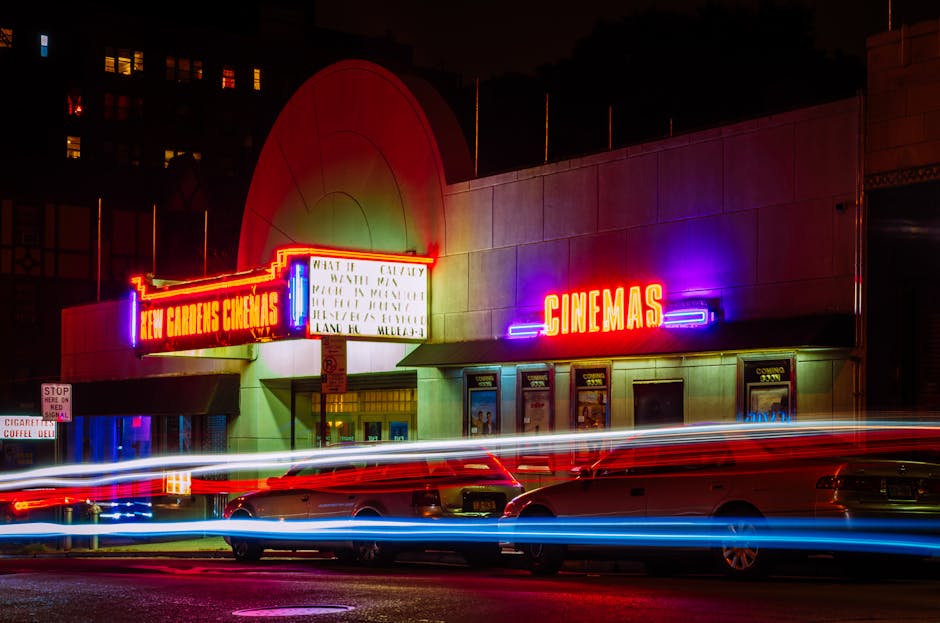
[321,336,347,394]
[41,383,72,422]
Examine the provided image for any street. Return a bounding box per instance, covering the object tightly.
[1,554,939,623]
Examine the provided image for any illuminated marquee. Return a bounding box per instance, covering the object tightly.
[543,284,663,336]
[131,246,434,355]
[309,255,431,340]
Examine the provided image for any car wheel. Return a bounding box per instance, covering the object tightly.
[352,511,398,567]
[354,539,397,566]
[230,536,264,562]
[712,510,771,580]
[519,508,565,576]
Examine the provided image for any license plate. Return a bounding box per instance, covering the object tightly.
[471,499,497,512]
[887,483,913,499]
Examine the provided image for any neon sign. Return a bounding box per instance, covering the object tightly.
[543,284,663,336]
[130,246,433,355]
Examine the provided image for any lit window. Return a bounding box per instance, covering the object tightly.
[117,49,132,75]
[108,48,143,75]
[222,66,235,89]
[67,89,82,116]
[0,27,12,48]
[193,60,203,80]
[66,136,81,159]
[39,34,48,57]
[252,67,261,91]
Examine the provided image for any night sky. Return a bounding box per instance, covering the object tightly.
[314,0,939,80]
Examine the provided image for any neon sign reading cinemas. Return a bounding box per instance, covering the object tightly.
[543,284,663,336]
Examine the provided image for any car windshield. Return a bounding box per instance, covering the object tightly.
[279,450,511,486]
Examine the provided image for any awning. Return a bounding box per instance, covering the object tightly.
[398,314,855,367]
[71,374,240,417]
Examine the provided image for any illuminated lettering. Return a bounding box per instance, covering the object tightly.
[571,292,586,333]
[602,288,624,331]
[544,295,560,336]
[626,286,643,329]
[588,290,601,333]
[645,283,663,327]
[542,283,664,337]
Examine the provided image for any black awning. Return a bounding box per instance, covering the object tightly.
[71,374,240,417]
[399,314,855,367]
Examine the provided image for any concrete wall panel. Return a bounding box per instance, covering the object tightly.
[493,176,543,246]
[598,153,658,231]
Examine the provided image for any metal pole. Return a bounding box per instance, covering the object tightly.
[608,104,612,151]
[96,198,101,302]
[474,77,479,178]
[290,380,296,451]
[319,389,327,448]
[152,203,156,275]
[203,209,208,276]
[90,503,99,550]
[544,93,549,164]
[63,506,72,551]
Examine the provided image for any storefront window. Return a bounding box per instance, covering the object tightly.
[573,366,610,430]
[518,368,553,434]
[633,380,684,428]
[571,366,610,466]
[738,355,795,423]
[465,370,500,437]
[311,388,416,445]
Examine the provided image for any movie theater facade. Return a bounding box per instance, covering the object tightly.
[60,59,862,482]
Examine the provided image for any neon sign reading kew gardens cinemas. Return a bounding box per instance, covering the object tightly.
[130,247,433,355]
[543,284,663,336]
[309,255,430,339]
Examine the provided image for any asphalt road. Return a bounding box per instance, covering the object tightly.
[1,554,939,623]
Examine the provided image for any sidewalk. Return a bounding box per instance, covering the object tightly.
[0,536,234,558]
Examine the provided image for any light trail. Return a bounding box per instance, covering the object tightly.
[1,517,938,557]
[1,421,938,513]
[2,420,938,489]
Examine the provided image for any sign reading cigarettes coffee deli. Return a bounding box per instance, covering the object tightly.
[130,246,433,355]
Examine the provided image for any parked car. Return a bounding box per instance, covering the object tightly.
[500,426,940,578]
[223,445,523,566]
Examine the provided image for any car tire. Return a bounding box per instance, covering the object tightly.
[712,509,771,580]
[231,536,264,562]
[354,539,398,567]
[352,511,398,567]
[519,508,565,576]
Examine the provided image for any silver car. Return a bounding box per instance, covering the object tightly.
[223,446,523,566]
[500,427,940,577]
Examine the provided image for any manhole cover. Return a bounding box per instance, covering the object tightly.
[233,605,355,617]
